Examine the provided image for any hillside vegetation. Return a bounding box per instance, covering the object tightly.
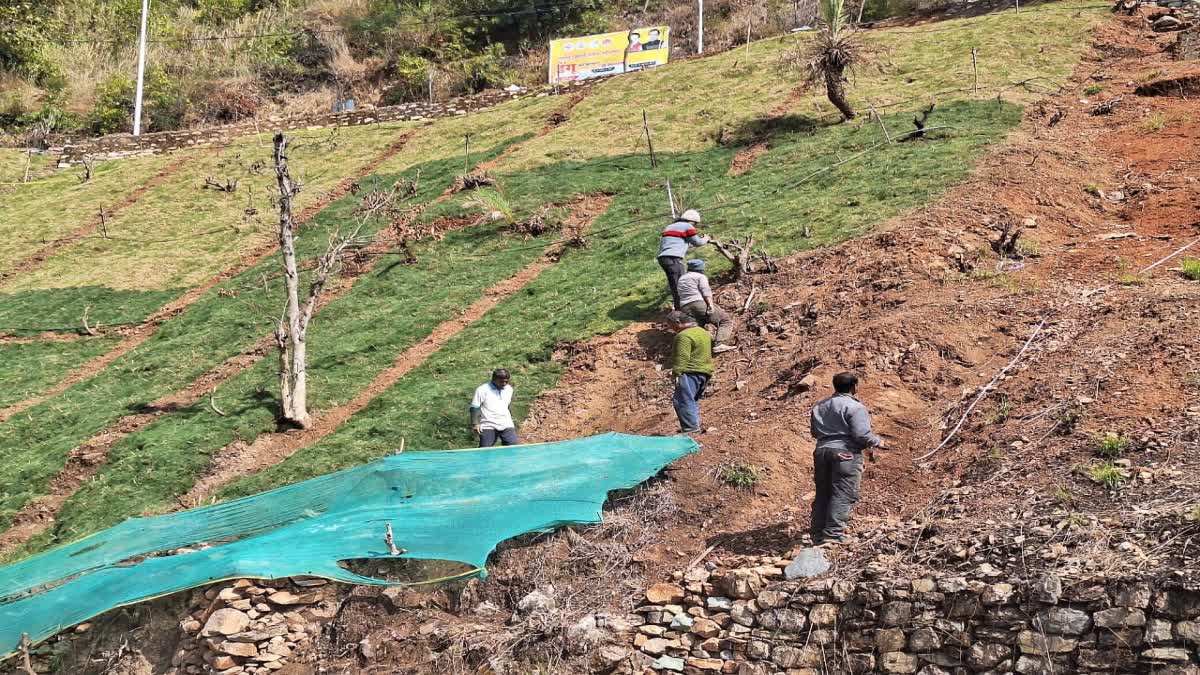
[0,0,845,140]
[0,0,1104,562]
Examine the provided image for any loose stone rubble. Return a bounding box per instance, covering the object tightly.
[626,556,1200,674]
[169,577,334,674]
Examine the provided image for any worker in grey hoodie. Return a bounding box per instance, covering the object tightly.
[808,371,883,546]
[657,209,708,309]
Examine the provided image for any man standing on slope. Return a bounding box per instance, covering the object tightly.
[677,259,736,354]
[667,311,714,433]
[808,372,882,546]
[471,368,520,447]
[658,209,709,310]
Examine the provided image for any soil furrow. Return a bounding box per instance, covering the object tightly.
[0,129,420,426]
[181,194,613,505]
[0,151,204,287]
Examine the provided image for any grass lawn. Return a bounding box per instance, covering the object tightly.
[0,339,116,409]
[0,140,518,544]
[5,123,418,297]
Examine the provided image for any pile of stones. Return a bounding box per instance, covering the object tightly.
[169,578,336,675]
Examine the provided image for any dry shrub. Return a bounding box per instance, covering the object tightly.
[432,485,680,674]
[188,76,264,125]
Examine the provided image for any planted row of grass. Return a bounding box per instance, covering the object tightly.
[0,152,180,275]
[1,122,416,326]
[227,99,1021,496]
[0,338,116,409]
[0,139,516,541]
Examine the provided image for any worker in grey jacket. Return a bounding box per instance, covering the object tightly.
[808,371,882,545]
[657,209,708,309]
[678,259,735,353]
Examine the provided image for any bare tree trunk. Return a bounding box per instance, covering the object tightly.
[273,133,312,428]
[271,132,368,429]
[825,67,857,121]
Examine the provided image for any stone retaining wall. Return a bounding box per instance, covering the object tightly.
[56,80,594,166]
[629,557,1200,674]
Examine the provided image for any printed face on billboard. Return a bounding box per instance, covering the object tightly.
[548,26,671,83]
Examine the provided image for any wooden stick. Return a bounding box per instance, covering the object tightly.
[868,102,891,142]
[742,284,757,313]
[463,134,472,173]
[666,179,677,219]
[971,48,979,94]
[686,544,717,571]
[642,109,658,169]
[915,317,1048,462]
[1138,236,1200,275]
[20,633,36,675]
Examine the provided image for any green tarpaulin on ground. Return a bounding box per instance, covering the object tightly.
[0,432,696,656]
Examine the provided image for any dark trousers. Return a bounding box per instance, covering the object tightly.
[658,256,685,309]
[672,372,709,431]
[479,427,519,447]
[810,448,863,543]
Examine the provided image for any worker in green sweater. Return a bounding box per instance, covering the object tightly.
[666,310,714,433]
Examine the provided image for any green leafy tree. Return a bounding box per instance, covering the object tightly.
[0,2,60,85]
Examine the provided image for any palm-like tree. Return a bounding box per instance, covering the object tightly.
[805,0,862,121]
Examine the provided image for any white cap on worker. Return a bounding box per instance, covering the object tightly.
[680,209,701,223]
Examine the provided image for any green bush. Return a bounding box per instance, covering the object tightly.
[456,43,510,93]
[1093,432,1130,458]
[196,0,254,25]
[0,2,60,85]
[381,54,434,105]
[89,66,188,135]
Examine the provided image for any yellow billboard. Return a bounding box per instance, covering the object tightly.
[548,26,671,84]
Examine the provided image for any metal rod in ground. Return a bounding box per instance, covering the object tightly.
[642,109,658,169]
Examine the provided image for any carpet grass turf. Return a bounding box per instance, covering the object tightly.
[0,2,1106,554]
[0,152,180,274]
[0,140,516,541]
[5,122,416,295]
[0,338,117,409]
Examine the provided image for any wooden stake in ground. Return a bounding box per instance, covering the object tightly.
[271,133,364,429]
[642,109,658,169]
[971,48,980,94]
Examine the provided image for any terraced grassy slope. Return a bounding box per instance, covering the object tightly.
[0,1,1105,556]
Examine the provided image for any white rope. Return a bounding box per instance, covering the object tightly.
[914,316,1049,462]
[1138,236,1200,275]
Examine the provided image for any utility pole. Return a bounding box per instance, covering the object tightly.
[697,0,704,54]
[132,0,150,136]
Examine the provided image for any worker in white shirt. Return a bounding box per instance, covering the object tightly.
[470,368,519,447]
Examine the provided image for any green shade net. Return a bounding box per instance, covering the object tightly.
[0,432,697,656]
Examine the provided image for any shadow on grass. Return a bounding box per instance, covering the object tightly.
[721,113,823,148]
